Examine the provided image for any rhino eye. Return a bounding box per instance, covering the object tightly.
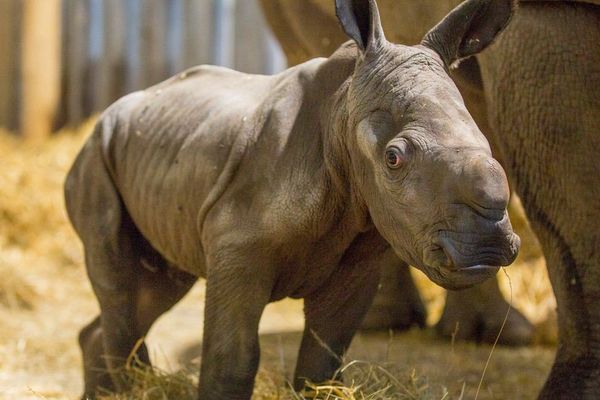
[385,147,404,169]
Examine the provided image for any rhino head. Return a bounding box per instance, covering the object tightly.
[336,0,520,289]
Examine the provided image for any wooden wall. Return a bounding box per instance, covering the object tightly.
[0,0,286,136]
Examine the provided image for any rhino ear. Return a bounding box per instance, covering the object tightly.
[335,0,385,53]
[421,0,517,67]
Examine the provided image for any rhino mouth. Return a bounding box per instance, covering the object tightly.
[434,230,520,270]
[417,230,519,290]
[454,264,499,273]
[437,263,500,289]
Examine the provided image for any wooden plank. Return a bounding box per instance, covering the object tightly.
[0,0,20,131]
[141,0,169,87]
[20,0,62,140]
[124,0,143,92]
[94,0,126,110]
[263,32,287,75]
[166,0,185,74]
[234,0,267,74]
[106,0,127,104]
[212,0,235,68]
[182,0,213,68]
[88,0,104,114]
[64,0,89,127]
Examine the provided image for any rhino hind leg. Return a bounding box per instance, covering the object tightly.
[436,278,533,346]
[361,251,426,331]
[78,248,196,399]
[66,131,196,398]
[78,316,115,398]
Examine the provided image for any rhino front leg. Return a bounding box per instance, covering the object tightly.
[198,253,273,400]
[294,231,386,389]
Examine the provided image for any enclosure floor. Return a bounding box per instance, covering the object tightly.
[0,126,555,399]
[0,276,554,400]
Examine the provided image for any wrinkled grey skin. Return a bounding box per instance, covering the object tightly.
[261,0,600,398]
[65,0,520,398]
[261,0,535,348]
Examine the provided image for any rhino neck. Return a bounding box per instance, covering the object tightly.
[312,42,371,230]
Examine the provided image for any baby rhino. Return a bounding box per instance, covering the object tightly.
[65,0,520,398]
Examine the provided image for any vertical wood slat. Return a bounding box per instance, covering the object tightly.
[213,0,235,68]
[234,0,268,74]
[183,0,213,69]
[100,0,126,109]
[91,0,125,112]
[21,0,62,140]
[125,0,143,93]
[166,0,184,75]
[0,0,21,131]
[141,0,169,87]
[88,0,104,113]
[1,0,288,133]
[65,0,89,126]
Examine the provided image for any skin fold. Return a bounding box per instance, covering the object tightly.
[260,0,600,398]
[65,1,521,399]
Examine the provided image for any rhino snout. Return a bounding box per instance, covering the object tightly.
[437,230,521,271]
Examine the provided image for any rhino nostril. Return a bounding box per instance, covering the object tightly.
[441,246,455,269]
[469,202,506,221]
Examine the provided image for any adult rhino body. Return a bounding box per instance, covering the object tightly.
[261,0,600,398]
[66,0,520,398]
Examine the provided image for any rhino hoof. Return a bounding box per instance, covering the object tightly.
[361,298,427,331]
[435,298,534,346]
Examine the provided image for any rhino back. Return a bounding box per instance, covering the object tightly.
[97,64,321,274]
[263,0,598,66]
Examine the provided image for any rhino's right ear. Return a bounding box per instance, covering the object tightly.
[335,0,385,53]
[421,0,516,67]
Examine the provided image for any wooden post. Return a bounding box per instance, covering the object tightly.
[141,0,168,86]
[125,0,143,92]
[0,0,21,131]
[183,0,213,68]
[103,0,126,106]
[21,0,62,140]
[234,0,266,74]
[212,0,235,68]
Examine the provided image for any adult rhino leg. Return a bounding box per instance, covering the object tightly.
[436,277,533,345]
[295,231,385,389]
[361,249,426,330]
[479,3,600,397]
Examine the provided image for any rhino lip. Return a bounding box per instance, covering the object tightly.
[454,264,499,273]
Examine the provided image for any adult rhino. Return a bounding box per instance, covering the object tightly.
[260,0,600,398]
[66,0,521,398]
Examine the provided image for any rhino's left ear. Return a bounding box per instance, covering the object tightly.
[336,0,385,54]
[421,0,517,67]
